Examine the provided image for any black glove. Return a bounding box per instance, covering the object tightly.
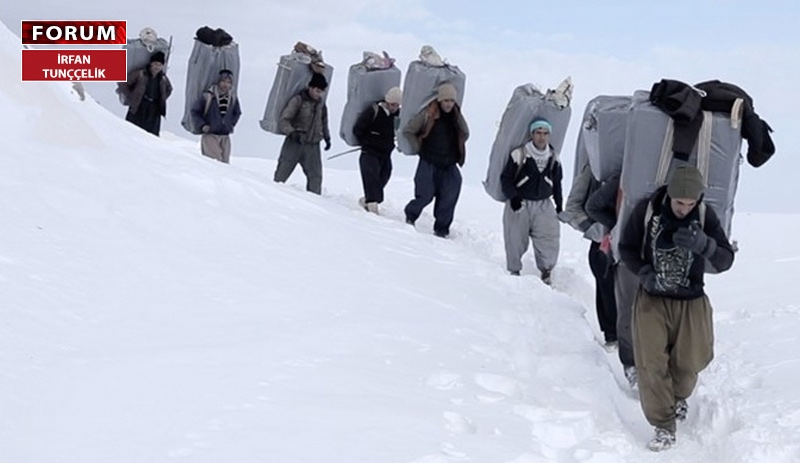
[673,222,709,255]
[510,197,523,212]
[324,138,331,151]
[638,265,659,293]
[290,131,304,143]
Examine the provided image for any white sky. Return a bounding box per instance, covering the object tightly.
[1,0,798,213]
[2,8,800,462]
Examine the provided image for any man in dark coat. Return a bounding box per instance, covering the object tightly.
[354,86,402,214]
[618,165,735,451]
[561,164,618,344]
[118,51,173,136]
[584,173,638,388]
[403,83,469,238]
[190,69,242,163]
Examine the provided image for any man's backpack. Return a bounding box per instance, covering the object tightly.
[338,53,401,146]
[260,42,335,135]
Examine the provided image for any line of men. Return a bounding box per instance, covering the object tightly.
[116,53,474,240]
[118,51,736,452]
[334,69,736,452]
[268,75,472,242]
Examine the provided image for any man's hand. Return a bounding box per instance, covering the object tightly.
[638,265,659,293]
[673,222,709,255]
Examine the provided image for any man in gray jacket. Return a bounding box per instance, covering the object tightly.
[274,73,332,194]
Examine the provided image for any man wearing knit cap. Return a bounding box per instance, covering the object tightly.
[117,50,173,136]
[275,72,332,194]
[190,69,242,163]
[402,82,469,238]
[618,164,735,452]
[353,86,403,213]
[500,118,563,285]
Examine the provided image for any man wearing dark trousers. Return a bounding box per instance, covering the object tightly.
[584,174,638,387]
[403,83,469,238]
[354,86,402,214]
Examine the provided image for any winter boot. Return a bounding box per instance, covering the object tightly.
[540,269,552,285]
[624,366,638,389]
[603,340,618,352]
[366,202,379,214]
[647,427,675,451]
[675,398,688,422]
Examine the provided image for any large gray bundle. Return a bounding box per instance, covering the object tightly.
[260,53,334,135]
[123,37,171,74]
[581,95,632,181]
[614,90,743,252]
[339,62,401,146]
[180,39,240,135]
[483,83,572,202]
[396,60,465,155]
[572,125,589,179]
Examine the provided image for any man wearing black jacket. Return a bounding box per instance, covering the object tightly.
[118,51,173,136]
[500,119,563,284]
[354,87,402,214]
[618,165,735,451]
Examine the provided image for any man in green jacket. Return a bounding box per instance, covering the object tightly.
[274,73,331,194]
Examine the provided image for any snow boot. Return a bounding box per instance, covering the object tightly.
[624,366,638,389]
[675,398,688,422]
[647,427,675,451]
[540,269,552,285]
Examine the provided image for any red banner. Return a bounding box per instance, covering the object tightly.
[22,49,127,82]
[21,20,126,45]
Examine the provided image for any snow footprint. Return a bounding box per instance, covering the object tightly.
[426,371,463,390]
[474,373,523,402]
[515,405,596,450]
[443,411,477,435]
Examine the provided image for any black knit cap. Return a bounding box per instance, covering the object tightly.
[309,72,328,90]
[149,51,166,64]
